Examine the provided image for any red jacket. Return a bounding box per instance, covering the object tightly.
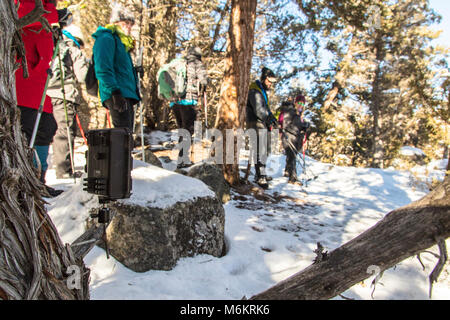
[15,0,58,113]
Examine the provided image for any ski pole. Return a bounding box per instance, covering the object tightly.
[203,91,208,129]
[56,35,76,183]
[29,38,62,149]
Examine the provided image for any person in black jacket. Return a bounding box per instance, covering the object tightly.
[278,94,310,184]
[246,67,278,189]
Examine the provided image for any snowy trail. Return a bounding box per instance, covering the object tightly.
[45,137,449,300]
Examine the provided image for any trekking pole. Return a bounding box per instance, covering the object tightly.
[29,39,62,149]
[134,47,145,162]
[56,35,76,183]
[300,132,307,185]
[106,109,112,128]
[75,112,88,145]
[203,91,208,129]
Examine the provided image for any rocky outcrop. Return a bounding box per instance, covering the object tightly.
[133,149,163,168]
[99,162,225,272]
[187,163,231,203]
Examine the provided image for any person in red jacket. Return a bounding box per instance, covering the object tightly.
[15,0,63,197]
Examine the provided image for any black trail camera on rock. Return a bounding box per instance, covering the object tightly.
[83,128,133,259]
[84,128,133,201]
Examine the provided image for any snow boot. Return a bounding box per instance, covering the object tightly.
[288,178,303,186]
[40,170,64,198]
[255,175,269,189]
[45,186,64,198]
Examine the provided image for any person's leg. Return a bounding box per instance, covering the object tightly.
[254,128,268,189]
[52,99,73,178]
[286,147,298,182]
[108,99,134,132]
[34,145,50,181]
[177,105,197,167]
[172,104,183,129]
[184,105,197,136]
[35,113,64,196]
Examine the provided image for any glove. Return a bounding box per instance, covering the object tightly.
[267,113,278,129]
[110,90,127,113]
[300,121,310,131]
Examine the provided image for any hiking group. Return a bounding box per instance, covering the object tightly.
[15,1,311,197]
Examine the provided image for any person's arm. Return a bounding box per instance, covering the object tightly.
[71,46,89,84]
[249,90,270,123]
[93,33,119,95]
[31,32,55,78]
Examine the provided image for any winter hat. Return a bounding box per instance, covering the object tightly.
[64,24,84,43]
[110,4,135,24]
[261,67,277,83]
[295,94,306,103]
[186,46,202,58]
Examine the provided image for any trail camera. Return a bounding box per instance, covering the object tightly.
[84,128,133,201]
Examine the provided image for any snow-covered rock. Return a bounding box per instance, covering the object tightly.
[187,162,231,203]
[132,149,163,168]
[400,146,426,157]
[104,161,225,272]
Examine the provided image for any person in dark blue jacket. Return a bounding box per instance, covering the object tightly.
[246,67,278,189]
[92,4,140,131]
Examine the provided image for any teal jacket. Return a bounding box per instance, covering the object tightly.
[92,26,140,104]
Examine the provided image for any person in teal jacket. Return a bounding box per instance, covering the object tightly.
[92,4,140,131]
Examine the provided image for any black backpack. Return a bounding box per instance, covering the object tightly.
[85,57,99,97]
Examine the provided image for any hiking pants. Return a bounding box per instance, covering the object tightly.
[285,146,298,181]
[172,104,198,162]
[18,106,57,181]
[172,104,197,135]
[52,98,77,177]
[106,98,135,132]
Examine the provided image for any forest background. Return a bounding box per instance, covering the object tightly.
[61,0,449,172]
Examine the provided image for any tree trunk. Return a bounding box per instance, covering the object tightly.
[322,28,357,113]
[446,153,449,177]
[0,0,89,300]
[251,175,450,300]
[214,0,257,186]
[370,32,385,168]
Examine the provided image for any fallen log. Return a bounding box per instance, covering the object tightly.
[251,175,450,300]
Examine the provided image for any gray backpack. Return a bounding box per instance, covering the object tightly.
[157,58,187,100]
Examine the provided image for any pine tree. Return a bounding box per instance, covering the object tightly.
[215,0,258,186]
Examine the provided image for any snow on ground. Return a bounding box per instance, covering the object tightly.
[400,146,426,157]
[45,137,449,300]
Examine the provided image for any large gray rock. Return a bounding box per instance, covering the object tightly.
[133,149,163,168]
[101,162,225,272]
[187,163,231,203]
